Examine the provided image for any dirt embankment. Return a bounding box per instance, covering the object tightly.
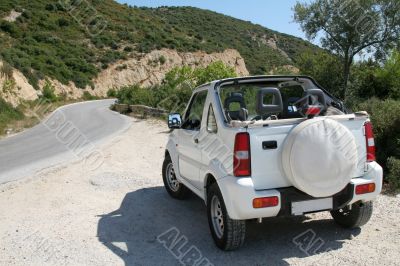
[0,49,249,107]
[0,118,399,265]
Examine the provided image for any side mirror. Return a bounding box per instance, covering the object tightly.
[168,113,182,129]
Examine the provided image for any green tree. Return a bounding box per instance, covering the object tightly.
[194,61,236,86]
[346,50,400,104]
[294,0,400,98]
[163,66,196,90]
[376,50,400,100]
[347,60,386,104]
[297,50,343,98]
[161,61,237,111]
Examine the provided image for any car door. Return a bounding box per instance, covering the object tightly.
[177,90,208,189]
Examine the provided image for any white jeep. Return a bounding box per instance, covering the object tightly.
[162,76,382,250]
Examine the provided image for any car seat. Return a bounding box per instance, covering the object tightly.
[224,92,248,121]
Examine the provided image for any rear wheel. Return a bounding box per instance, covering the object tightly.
[207,183,246,251]
[162,156,190,199]
[331,201,373,228]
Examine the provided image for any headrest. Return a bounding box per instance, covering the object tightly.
[256,87,283,116]
[302,89,327,111]
[224,92,246,110]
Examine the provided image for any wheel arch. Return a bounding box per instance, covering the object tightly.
[204,173,217,203]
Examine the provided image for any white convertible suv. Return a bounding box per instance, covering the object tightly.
[162,76,382,251]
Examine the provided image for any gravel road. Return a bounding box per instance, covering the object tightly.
[0,118,399,266]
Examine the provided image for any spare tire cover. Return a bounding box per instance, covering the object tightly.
[282,117,358,197]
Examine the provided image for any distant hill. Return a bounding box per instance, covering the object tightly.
[0,0,320,90]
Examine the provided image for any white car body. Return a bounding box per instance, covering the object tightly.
[165,76,383,221]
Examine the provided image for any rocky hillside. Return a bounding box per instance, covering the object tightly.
[0,49,248,104]
[0,0,320,105]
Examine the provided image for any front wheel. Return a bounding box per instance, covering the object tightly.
[207,183,246,251]
[162,156,190,199]
[330,201,373,228]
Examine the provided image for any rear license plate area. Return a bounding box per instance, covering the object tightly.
[291,198,333,216]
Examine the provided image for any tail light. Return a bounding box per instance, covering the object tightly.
[364,121,376,162]
[253,196,279,208]
[233,132,251,177]
[355,183,375,195]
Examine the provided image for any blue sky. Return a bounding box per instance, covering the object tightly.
[116,0,307,40]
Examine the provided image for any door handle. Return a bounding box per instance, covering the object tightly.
[194,138,199,144]
[263,141,278,150]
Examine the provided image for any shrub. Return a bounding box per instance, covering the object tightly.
[0,97,24,133]
[194,61,236,86]
[41,81,58,103]
[45,3,55,11]
[2,79,16,94]
[116,64,127,71]
[0,21,19,37]
[0,61,13,79]
[115,62,237,112]
[356,98,400,190]
[297,50,344,98]
[82,91,99,101]
[107,88,117,98]
[123,46,133,52]
[387,157,400,192]
[375,50,400,100]
[159,55,166,65]
[57,18,70,27]
[347,61,386,106]
[117,85,154,106]
[347,52,400,106]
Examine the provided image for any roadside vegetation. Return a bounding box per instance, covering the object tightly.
[0,0,318,90]
[114,61,236,113]
[0,97,24,134]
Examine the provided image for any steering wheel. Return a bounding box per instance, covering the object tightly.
[250,115,261,121]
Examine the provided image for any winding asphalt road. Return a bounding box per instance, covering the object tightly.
[0,100,131,184]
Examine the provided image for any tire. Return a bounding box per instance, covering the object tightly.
[162,155,190,200]
[330,201,373,228]
[207,183,246,251]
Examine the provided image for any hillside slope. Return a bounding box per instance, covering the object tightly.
[0,0,319,92]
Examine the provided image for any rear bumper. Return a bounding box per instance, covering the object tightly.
[218,161,383,220]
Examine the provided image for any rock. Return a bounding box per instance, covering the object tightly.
[1,49,250,105]
[92,48,249,96]
[0,61,38,107]
[3,10,22,22]
[114,104,129,114]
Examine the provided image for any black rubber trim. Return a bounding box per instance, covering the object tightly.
[262,141,278,150]
[276,183,354,217]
